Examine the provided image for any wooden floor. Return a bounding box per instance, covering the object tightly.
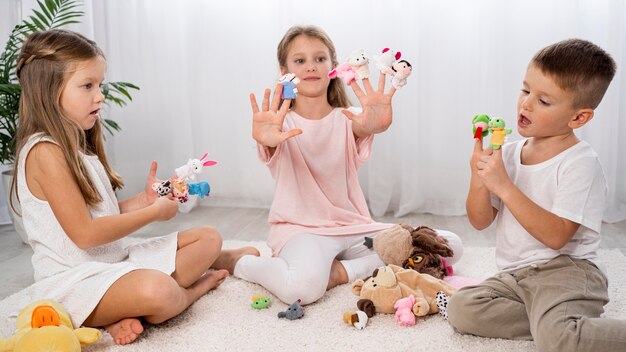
[1,206,625,299]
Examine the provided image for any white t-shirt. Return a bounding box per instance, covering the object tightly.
[492,139,607,275]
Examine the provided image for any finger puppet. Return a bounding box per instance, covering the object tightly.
[175,152,217,181]
[472,114,491,140]
[279,73,300,100]
[251,295,271,310]
[364,224,454,279]
[153,152,217,203]
[188,181,211,199]
[394,294,417,326]
[347,48,370,79]
[328,62,358,85]
[488,117,512,150]
[352,265,456,319]
[388,60,412,89]
[277,299,304,320]
[342,310,369,330]
[372,47,401,73]
[0,299,101,352]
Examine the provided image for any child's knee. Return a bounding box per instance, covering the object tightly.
[278,273,328,305]
[136,273,182,310]
[446,292,474,333]
[197,226,222,249]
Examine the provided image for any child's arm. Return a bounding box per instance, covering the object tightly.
[343,73,395,139]
[250,83,302,157]
[466,139,498,229]
[476,147,579,250]
[26,143,178,249]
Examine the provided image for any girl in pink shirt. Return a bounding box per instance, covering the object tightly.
[233,25,463,305]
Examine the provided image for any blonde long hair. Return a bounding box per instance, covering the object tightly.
[11,29,123,213]
[276,25,350,108]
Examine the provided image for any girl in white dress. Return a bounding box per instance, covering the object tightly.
[10,29,257,345]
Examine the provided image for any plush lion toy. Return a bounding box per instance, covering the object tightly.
[0,299,101,352]
[352,264,456,318]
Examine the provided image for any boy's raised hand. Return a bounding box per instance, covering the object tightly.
[343,72,395,138]
[475,142,512,197]
[250,83,302,148]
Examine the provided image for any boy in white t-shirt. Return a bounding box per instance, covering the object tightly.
[448,39,626,351]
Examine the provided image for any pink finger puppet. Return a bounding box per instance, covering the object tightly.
[279,73,300,99]
[389,60,412,89]
[372,47,401,75]
[394,294,417,326]
[328,63,357,86]
[347,48,370,79]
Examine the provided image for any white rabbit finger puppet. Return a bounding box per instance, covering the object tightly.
[373,47,401,74]
[175,152,217,181]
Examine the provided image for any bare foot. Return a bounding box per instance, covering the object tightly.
[191,269,229,294]
[327,259,349,290]
[212,246,260,274]
[105,318,144,345]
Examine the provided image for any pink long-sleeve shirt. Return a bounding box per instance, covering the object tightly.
[258,108,392,255]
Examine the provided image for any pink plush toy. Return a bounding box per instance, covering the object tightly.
[394,294,417,326]
[328,63,358,85]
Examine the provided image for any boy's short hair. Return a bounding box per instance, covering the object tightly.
[532,38,616,109]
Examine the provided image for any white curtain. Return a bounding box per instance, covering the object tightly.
[5,0,626,223]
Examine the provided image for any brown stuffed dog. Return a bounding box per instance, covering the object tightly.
[364,225,454,279]
[352,264,456,318]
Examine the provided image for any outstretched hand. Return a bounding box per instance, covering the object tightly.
[343,72,395,138]
[142,160,173,206]
[250,83,302,148]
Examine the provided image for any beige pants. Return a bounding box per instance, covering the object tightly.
[448,255,626,352]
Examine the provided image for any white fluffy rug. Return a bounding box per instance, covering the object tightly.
[1,241,625,352]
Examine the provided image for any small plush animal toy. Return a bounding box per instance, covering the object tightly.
[435,291,451,320]
[372,47,401,73]
[175,152,217,181]
[328,62,358,86]
[488,117,512,150]
[188,181,211,199]
[0,299,101,352]
[394,294,417,326]
[279,73,300,99]
[347,48,370,79]
[343,310,369,330]
[277,299,304,320]
[472,114,491,140]
[389,60,412,89]
[251,295,271,309]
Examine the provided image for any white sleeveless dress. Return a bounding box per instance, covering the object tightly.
[10,133,178,327]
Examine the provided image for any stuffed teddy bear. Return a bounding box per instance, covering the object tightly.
[364,224,454,279]
[352,264,456,318]
[0,299,101,352]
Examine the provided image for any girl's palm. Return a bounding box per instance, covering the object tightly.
[250,84,302,148]
[343,72,396,136]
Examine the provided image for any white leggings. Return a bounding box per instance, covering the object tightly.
[234,229,463,305]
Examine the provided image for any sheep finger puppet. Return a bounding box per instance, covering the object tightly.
[472,114,491,140]
[488,117,512,150]
[347,48,370,80]
[372,47,401,74]
[279,73,300,100]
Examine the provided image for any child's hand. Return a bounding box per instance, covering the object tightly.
[142,161,172,206]
[343,72,396,138]
[470,139,492,175]
[152,197,178,221]
[250,83,302,148]
[476,147,512,197]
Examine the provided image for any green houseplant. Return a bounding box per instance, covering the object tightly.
[0,0,138,242]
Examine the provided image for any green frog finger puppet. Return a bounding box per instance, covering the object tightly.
[472,114,491,140]
[488,117,512,150]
